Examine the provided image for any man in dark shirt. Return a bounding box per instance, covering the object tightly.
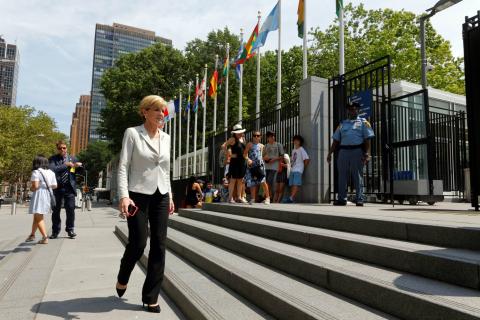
[49,140,82,239]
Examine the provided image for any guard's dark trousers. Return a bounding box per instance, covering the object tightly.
[117,189,169,304]
[52,187,76,234]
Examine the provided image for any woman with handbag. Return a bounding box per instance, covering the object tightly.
[116,95,175,314]
[244,131,270,204]
[26,155,57,244]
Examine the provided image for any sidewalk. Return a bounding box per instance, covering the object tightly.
[0,202,185,320]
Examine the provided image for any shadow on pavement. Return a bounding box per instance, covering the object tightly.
[32,296,142,319]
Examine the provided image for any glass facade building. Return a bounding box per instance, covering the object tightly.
[0,37,19,106]
[89,23,172,140]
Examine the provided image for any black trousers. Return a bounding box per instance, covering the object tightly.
[52,187,76,234]
[117,189,169,304]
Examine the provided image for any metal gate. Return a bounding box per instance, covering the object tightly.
[328,56,392,201]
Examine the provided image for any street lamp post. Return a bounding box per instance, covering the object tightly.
[420,0,463,88]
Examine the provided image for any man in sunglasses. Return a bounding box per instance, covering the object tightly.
[48,140,83,239]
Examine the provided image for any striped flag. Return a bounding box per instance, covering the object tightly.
[193,84,200,112]
[186,93,191,111]
[252,2,280,51]
[209,70,218,98]
[199,79,206,107]
[297,0,305,39]
[236,23,258,65]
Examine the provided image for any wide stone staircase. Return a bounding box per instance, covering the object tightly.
[115,203,480,320]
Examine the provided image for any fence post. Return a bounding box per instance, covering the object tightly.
[298,76,330,203]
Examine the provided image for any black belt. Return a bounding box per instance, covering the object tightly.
[339,144,364,150]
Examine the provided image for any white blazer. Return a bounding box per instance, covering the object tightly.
[118,124,171,199]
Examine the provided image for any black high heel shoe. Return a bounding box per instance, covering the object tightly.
[115,283,127,297]
[143,303,161,313]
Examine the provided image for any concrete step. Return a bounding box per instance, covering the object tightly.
[178,208,480,290]
[202,203,480,250]
[115,225,271,320]
[169,215,480,320]
[167,227,395,320]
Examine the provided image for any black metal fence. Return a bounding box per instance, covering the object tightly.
[430,109,467,193]
[329,56,392,200]
[463,12,480,210]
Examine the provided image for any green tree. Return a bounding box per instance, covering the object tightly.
[0,105,66,200]
[99,43,189,152]
[76,140,113,189]
[310,3,465,94]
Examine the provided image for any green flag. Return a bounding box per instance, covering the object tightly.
[336,0,343,17]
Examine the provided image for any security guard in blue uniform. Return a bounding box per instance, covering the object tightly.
[327,102,375,206]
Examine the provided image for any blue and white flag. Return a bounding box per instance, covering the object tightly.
[252,2,280,50]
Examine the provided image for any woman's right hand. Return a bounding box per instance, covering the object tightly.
[119,197,135,218]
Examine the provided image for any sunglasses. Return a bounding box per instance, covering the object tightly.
[57,147,67,150]
[253,134,261,137]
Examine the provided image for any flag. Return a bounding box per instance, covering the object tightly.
[209,70,218,98]
[336,0,343,17]
[236,23,258,65]
[252,2,280,51]
[199,79,206,107]
[174,98,180,113]
[163,104,170,122]
[193,84,200,112]
[235,44,243,81]
[186,93,191,112]
[297,0,305,39]
[222,57,228,77]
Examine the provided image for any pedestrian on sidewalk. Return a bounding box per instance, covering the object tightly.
[245,131,270,204]
[116,95,175,313]
[49,140,82,239]
[26,155,57,244]
[284,135,310,203]
[263,131,284,199]
[327,102,375,206]
[225,124,248,204]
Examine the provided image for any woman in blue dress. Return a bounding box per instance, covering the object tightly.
[26,155,57,244]
[244,131,270,204]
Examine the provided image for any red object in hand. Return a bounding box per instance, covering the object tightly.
[127,204,139,217]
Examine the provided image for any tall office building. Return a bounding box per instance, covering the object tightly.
[70,95,91,156]
[0,36,19,106]
[89,23,172,140]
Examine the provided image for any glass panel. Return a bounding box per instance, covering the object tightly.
[391,95,426,143]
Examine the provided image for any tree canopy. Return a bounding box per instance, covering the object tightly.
[76,140,113,189]
[0,105,66,188]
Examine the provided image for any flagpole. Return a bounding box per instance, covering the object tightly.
[178,89,182,179]
[173,96,177,179]
[213,55,218,133]
[256,11,261,130]
[339,2,345,75]
[202,64,207,174]
[194,74,199,175]
[186,81,191,177]
[276,0,282,108]
[303,0,308,79]
[224,43,230,138]
[239,28,244,123]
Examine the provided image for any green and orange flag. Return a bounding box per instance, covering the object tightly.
[235,23,258,65]
[209,70,218,98]
[297,0,305,39]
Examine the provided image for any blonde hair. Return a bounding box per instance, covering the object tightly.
[138,95,167,118]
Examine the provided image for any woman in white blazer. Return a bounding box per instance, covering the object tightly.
[115,95,174,313]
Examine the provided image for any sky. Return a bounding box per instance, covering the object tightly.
[1,0,477,136]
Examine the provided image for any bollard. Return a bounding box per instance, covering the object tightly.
[81,198,85,212]
[87,197,92,211]
[11,202,16,215]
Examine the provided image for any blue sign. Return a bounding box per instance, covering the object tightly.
[349,90,372,118]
